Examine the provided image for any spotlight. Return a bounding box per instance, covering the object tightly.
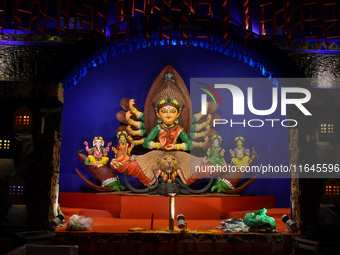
[50,213,65,231]
[281,214,298,233]
[177,214,187,231]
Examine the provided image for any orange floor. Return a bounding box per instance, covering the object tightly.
[57,210,289,234]
[58,192,290,234]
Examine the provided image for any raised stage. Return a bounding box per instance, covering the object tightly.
[54,192,297,254]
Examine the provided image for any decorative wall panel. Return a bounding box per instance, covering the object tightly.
[0,45,68,81]
[287,53,340,88]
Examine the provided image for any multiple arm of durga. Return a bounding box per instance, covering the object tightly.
[125,98,210,151]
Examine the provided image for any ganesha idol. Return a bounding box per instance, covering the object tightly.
[76,65,258,195]
[76,136,125,191]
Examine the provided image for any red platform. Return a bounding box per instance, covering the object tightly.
[59,192,277,218]
[56,192,295,255]
[58,192,288,232]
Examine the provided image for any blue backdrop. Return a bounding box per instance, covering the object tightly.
[59,38,290,208]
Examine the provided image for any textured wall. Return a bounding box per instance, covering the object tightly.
[287,52,340,88]
[0,45,68,81]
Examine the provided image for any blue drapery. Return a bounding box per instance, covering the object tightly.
[62,31,279,91]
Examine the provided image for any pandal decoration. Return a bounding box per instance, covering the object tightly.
[76,65,258,195]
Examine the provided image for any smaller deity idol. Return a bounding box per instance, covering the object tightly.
[205,135,227,166]
[229,136,250,167]
[111,131,134,169]
[84,137,111,168]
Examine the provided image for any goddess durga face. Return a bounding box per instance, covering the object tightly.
[156,105,180,125]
